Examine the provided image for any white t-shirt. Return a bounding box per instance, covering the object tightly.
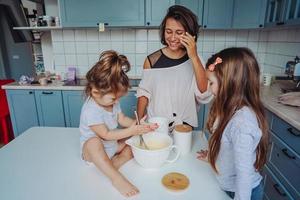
[79,97,121,157]
[137,59,213,127]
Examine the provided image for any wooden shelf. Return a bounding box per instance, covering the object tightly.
[13,26,62,30]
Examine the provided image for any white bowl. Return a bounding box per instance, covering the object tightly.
[125,132,180,169]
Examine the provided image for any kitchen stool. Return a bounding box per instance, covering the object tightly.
[0,79,14,144]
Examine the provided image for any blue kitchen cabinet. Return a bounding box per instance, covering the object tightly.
[120,91,137,119]
[176,0,204,26]
[263,109,300,200]
[6,90,39,137]
[35,90,65,127]
[233,0,267,28]
[265,0,300,27]
[62,91,85,127]
[203,0,234,29]
[60,0,145,27]
[145,0,175,26]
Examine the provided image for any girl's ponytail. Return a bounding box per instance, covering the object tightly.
[85,50,130,97]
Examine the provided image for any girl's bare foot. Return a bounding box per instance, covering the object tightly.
[196,149,209,162]
[112,176,139,197]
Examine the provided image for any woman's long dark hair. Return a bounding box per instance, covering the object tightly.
[206,47,269,173]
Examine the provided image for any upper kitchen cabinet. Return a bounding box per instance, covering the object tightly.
[145,0,175,26]
[233,0,267,28]
[265,0,300,27]
[59,0,145,27]
[203,0,234,29]
[176,0,204,27]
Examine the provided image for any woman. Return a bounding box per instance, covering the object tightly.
[137,5,212,129]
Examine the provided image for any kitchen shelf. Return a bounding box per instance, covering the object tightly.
[13,26,62,30]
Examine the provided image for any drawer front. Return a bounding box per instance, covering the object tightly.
[271,115,300,155]
[269,134,300,199]
[262,166,294,200]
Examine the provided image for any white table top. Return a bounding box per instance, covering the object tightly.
[0,127,230,200]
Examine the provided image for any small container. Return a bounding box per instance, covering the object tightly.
[55,17,60,26]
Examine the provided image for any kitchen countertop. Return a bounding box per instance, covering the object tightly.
[0,127,230,200]
[1,80,139,91]
[2,80,299,129]
[261,81,300,130]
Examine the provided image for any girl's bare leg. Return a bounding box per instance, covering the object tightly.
[112,141,133,169]
[83,137,139,197]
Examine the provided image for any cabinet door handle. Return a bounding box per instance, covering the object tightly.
[42,92,53,95]
[273,184,287,196]
[287,127,300,136]
[147,22,150,26]
[281,148,296,159]
[276,21,285,25]
[29,91,33,94]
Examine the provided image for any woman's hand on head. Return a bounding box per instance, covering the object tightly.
[196,149,209,162]
[180,32,197,60]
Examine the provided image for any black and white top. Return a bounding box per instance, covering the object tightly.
[137,49,212,127]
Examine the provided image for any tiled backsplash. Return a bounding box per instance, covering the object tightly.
[46,28,300,78]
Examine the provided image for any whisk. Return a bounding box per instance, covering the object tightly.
[134,111,149,149]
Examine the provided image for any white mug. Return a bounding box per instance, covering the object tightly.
[173,124,193,156]
[262,73,273,86]
[38,77,48,86]
[148,117,169,134]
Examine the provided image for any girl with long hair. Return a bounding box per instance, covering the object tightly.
[197,47,269,200]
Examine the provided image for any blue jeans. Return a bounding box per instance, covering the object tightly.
[225,181,263,200]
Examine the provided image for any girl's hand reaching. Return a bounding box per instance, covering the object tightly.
[130,115,159,135]
[197,149,209,162]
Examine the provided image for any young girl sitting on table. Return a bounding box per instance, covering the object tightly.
[79,50,158,197]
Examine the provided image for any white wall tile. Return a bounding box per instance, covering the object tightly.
[111,42,123,53]
[88,54,99,66]
[148,29,160,41]
[136,54,147,67]
[259,31,268,42]
[111,30,123,41]
[147,42,160,54]
[247,42,258,53]
[225,30,237,42]
[65,54,77,66]
[63,30,75,41]
[214,31,225,41]
[203,41,214,52]
[236,41,248,47]
[75,30,87,41]
[51,30,63,42]
[136,30,147,41]
[136,42,148,53]
[123,30,135,41]
[76,54,89,67]
[76,42,88,54]
[258,42,267,53]
[225,41,236,48]
[99,31,111,41]
[136,66,143,76]
[99,42,112,52]
[87,42,99,54]
[86,30,99,41]
[237,30,248,41]
[64,42,76,54]
[248,30,259,42]
[126,54,136,67]
[214,41,225,52]
[203,30,215,41]
[196,41,203,52]
[54,54,65,66]
[123,42,135,54]
[52,42,64,54]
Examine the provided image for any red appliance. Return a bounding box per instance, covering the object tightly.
[0,79,14,144]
